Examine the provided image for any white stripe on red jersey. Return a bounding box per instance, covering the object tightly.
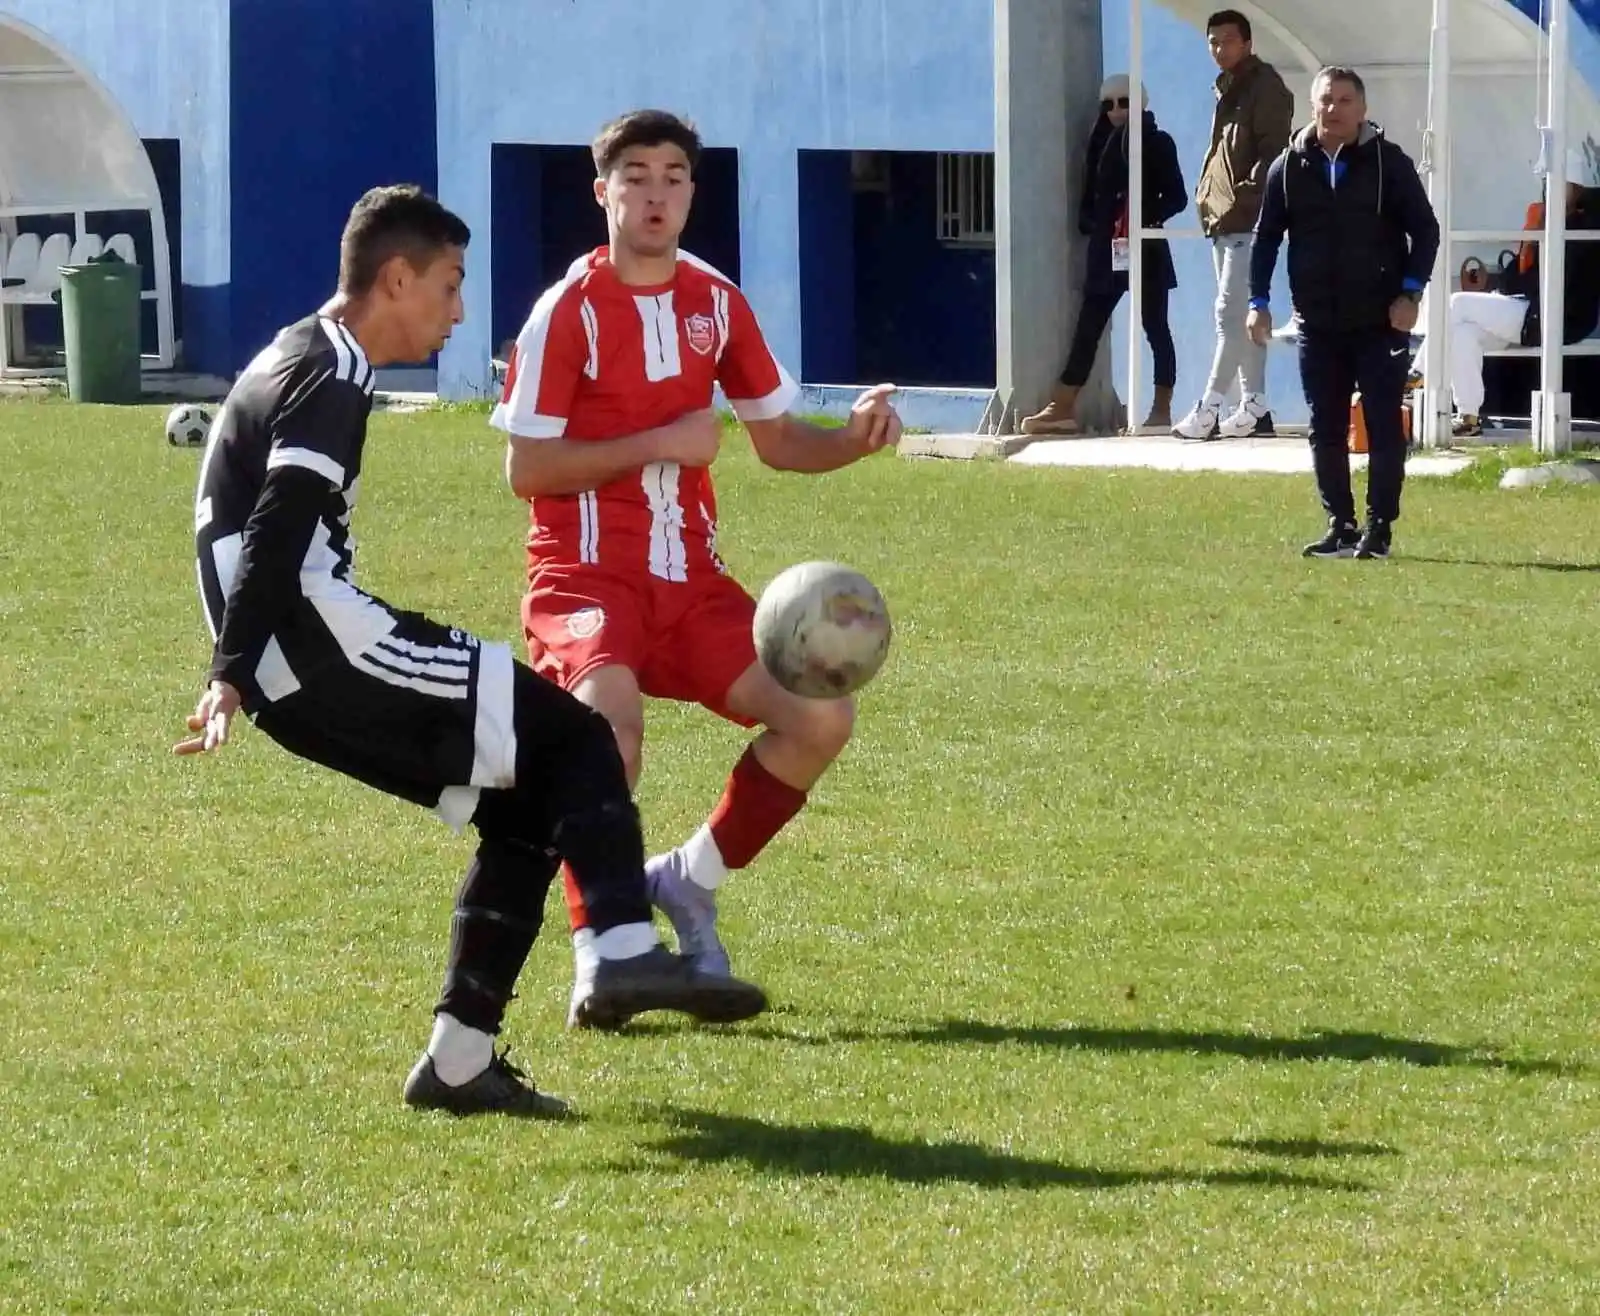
[491,249,801,583]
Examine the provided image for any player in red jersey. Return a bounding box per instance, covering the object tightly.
[491,109,901,1024]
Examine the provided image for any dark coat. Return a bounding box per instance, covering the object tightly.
[1504,189,1600,346]
[1251,121,1441,332]
[1079,110,1187,295]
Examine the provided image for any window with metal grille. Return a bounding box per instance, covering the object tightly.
[936,152,995,247]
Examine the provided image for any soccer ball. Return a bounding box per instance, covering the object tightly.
[753,561,892,698]
[165,403,214,448]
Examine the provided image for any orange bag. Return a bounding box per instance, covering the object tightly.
[1516,201,1543,275]
[1348,392,1412,454]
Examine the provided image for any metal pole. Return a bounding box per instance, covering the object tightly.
[1419,0,1453,449]
[1125,0,1144,434]
[1537,0,1572,454]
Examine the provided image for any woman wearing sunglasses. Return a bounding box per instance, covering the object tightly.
[1022,75,1187,436]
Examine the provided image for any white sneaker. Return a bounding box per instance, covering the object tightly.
[1218,395,1273,438]
[1172,400,1220,441]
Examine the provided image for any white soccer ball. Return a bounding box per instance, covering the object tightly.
[753,561,892,699]
[165,403,214,448]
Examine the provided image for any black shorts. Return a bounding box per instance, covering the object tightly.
[252,610,608,831]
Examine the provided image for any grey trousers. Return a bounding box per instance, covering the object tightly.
[1204,234,1268,400]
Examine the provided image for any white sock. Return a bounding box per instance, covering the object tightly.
[681,824,729,890]
[1203,391,1227,409]
[592,921,659,961]
[427,1013,494,1087]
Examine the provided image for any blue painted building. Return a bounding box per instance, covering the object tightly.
[11,0,1600,417]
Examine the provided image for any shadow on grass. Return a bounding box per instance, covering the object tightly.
[1405,555,1600,573]
[629,1108,1371,1192]
[1215,1137,1399,1159]
[740,1021,1582,1077]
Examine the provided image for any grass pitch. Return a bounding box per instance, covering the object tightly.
[1,399,1597,1313]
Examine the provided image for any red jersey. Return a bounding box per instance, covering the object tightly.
[490,249,800,583]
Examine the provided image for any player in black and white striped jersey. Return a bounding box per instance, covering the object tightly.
[177,185,767,1119]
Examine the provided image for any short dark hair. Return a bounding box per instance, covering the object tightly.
[1206,9,1252,41]
[591,109,703,177]
[338,185,471,295]
[1315,65,1367,98]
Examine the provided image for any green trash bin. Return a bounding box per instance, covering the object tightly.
[58,256,143,404]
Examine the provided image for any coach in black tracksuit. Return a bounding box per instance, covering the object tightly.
[1247,67,1441,559]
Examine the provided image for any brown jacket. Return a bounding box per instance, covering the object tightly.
[1195,55,1296,236]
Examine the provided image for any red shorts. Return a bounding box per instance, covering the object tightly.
[522,565,759,726]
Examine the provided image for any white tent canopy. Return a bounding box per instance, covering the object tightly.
[0,16,173,371]
[1117,0,1597,451]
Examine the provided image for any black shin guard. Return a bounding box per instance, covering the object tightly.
[435,837,556,1033]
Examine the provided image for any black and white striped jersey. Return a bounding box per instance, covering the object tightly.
[193,313,394,712]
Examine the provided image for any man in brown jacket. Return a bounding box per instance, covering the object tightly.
[1172,9,1296,441]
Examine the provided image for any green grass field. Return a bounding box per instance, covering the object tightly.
[2,398,1598,1314]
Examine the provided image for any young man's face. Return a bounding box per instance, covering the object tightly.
[1207,23,1249,73]
[392,245,466,360]
[595,141,694,259]
[1312,77,1364,144]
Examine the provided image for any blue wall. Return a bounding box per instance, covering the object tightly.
[0,0,230,373]
[434,0,995,399]
[229,0,437,370]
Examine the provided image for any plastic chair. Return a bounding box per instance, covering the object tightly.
[69,232,103,265]
[2,232,40,290]
[26,233,71,294]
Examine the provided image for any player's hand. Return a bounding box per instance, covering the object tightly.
[1246,307,1272,347]
[1389,295,1421,334]
[845,383,902,455]
[654,408,722,468]
[173,680,242,756]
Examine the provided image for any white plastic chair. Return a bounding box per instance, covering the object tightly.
[104,233,136,266]
[69,232,103,265]
[24,233,71,296]
[2,232,40,291]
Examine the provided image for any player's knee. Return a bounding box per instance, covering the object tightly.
[796,695,855,762]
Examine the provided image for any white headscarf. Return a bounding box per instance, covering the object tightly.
[1098,73,1149,110]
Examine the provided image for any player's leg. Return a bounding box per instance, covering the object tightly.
[519,570,657,1016]
[642,576,855,974]
[482,663,769,1031]
[250,642,571,1117]
[556,663,651,1024]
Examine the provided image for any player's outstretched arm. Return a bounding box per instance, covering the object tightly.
[505,409,723,499]
[744,384,902,474]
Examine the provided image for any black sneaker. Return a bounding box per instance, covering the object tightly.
[1252,410,1277,437]
[1302,519,1360,558]
[573,945,769,1030]
[403,1047,573,1119]
[1355,521,1392,559]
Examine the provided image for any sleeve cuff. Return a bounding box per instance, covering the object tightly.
[488,402,566,440]
[1248,297,1270,310]
[1402,278,1425,292]
[728,368,802,423]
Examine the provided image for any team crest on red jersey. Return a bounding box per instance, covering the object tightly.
[566,607,605,639]
[684,313,716,357]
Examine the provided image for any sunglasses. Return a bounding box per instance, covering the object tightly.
[1101,96,1131,110]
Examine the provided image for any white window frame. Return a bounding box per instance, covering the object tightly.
[936,151,995,248]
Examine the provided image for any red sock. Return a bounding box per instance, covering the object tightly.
[708,747,808,870]
[560,861,588,932]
